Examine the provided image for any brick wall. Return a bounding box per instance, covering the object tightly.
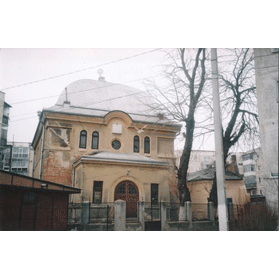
[42,150,72,186]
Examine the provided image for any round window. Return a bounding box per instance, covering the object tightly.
[112,139,121,150]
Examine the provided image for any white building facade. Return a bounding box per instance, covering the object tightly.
[254,48,279,209]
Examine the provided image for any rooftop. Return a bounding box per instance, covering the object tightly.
[0,170,81,193]
[79,151,170,166]
[187,167,243,182]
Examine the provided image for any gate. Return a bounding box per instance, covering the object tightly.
[144,202,161,231]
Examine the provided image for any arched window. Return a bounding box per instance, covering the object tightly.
[79,130,87,148]
[133,135,139,153]
[144,136,150,154]
[92,131,99,149]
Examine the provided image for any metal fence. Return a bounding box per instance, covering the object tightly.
[68,202,114,229]
[67,201,225,230]
[89,202,114,224]
[166,202,211,222]
[142,202,161,221]
[166,203,181,221]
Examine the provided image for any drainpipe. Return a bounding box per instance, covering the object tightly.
[39,118,45,180]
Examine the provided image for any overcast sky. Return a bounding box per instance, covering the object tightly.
[0,48,219,151]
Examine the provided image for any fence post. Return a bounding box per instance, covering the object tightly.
[114,200,126,231]
[186,201,192,228]
[209,202,215,223]
[81,202,89,230]
[228,202,234,222]
[183,201,188,221]
[160,202,167,231]
[138,201,145,231]
[179,202,188,221]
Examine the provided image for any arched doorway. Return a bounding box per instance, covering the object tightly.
[114,180,139,218]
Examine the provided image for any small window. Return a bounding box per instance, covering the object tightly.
[144,136,150,154]
[79,130,87,148]
[92,131,99,149]
[151,183,159,205]
[112,139,121,150]
[134,135,139,153]
[93,181,103,204]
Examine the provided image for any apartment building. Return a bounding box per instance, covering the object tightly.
[241,148,264,196]
[1,142,34,176]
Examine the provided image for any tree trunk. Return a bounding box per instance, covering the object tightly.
[208,172,218,208]
[177,117,195,205]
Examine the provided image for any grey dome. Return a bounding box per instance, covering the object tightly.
[44,78,180,126]
[56,79,152,115]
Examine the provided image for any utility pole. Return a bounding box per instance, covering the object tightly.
[211,48,229,231]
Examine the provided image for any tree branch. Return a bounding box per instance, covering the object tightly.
[239,109,259,124]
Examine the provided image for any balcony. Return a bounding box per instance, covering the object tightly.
[0,138,7,147]
[2,115,9,126]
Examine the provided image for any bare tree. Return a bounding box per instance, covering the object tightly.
[145,48,258,207]
[145,48,209,205]
[219,48,259,162]
[208,48,259,206]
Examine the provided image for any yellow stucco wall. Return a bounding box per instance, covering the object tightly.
[33,110,180,202]
[188,179,250,205]
[73,160,172,203]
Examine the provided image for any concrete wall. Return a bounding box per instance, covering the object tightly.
[254,48,279,209]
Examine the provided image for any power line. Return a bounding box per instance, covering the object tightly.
[9,90,152,122]
[8,74,160,106]
[0,48,163,91]
[7,73,162,120]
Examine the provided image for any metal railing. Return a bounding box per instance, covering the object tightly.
[88,202,114,224]
[142,202,161,221]
[68,202,114,230]
[166,202,212,222]
[166,203,181,221]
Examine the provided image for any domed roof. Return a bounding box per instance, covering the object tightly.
[55,78,152,115]
[45,78,180,127]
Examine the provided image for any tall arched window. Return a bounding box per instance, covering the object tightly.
[92,131,99,149]
[144,136,150,154]
[134,135,139,153]
[79,130,87,148]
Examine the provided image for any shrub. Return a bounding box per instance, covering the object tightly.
[230,203,279,231]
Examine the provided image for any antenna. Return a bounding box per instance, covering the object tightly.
[63,87,70,107]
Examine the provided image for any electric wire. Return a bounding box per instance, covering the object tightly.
[0,48,163,91]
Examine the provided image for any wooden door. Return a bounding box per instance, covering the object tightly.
[114,181,139,218]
